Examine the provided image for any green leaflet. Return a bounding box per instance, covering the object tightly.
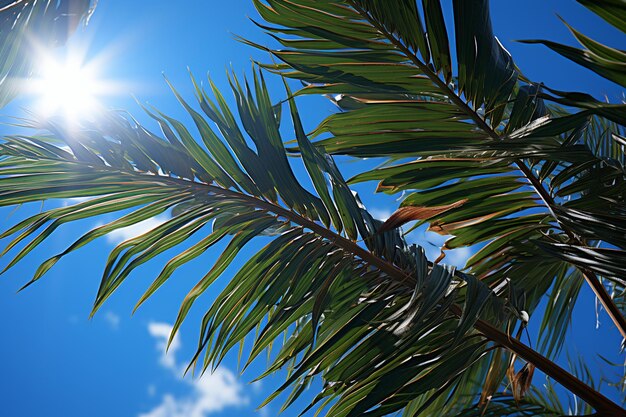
[422,0,451,82]
[578,0,626,33]
[521,39,626,88]
[168,216,280,347]
[19,192,189,286]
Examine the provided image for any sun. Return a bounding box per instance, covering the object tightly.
[29,54,105,121]
[25,36,128,124]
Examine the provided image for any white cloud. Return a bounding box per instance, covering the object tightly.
[103,311,121,330]
[106,215,169,245]
[141,322,248,417]
[369,207,392,221]
[147,322,181,371]
[139,369,249,417]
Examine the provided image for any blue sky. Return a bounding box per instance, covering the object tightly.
[0,1,625,416]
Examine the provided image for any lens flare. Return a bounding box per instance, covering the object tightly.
[29,54,105,121]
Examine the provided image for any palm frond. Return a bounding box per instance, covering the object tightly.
[0,70,518,416]
[247,0,626,351]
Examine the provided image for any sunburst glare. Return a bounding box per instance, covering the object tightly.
[25,43,124,123]
[31,56,102,119]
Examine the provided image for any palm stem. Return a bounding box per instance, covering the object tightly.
[348,1,626,341]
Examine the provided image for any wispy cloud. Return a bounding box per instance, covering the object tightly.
[106,215,169,245]
[103,311,121,330]
[140,322,248,417]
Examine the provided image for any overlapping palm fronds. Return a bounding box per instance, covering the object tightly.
[1,0,625,416]
[247,0,626,360]
[1,67,621,415]
[0,70,517,415]
[0,0,95,108]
